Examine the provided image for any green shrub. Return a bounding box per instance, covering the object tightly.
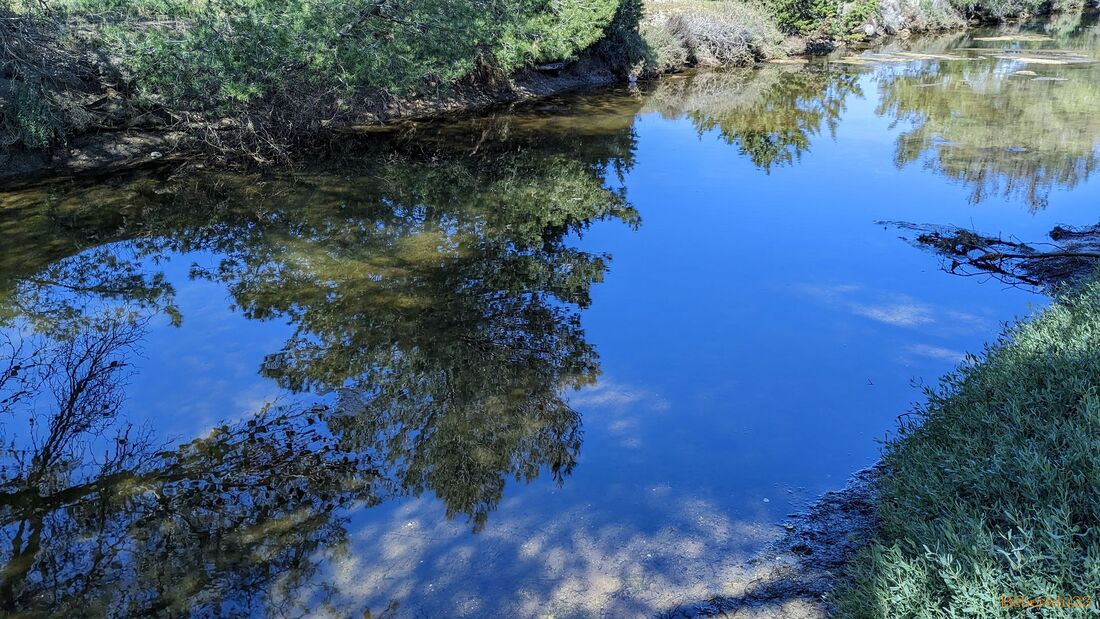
[593,0,650,72]
[948,0,1049,17]
[641,19,692,73]
[842,0,880,33]
[0,0,645,156]
[763,0,843,34]
[1,7,73,150]
[833,277,1100,617]
[902,0,967,31]
[1,83,57,150]
[759,0,879,37]
[71,0,633,110]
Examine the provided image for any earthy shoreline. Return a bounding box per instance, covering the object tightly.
[0,64,624,184]
[661,467,882,618]
[0,22,953,184]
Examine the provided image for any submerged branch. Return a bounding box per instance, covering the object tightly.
[882,221,1100,290]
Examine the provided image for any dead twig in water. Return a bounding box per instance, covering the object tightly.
[880,221,1100,290]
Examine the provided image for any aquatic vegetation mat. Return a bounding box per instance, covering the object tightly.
[972,34,1054,41]
[994,54,1095,65]
[832,51,973,65]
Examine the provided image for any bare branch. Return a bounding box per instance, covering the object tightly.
[882,220,1100,290]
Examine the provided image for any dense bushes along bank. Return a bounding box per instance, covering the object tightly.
[0,0,646,163]
[832,277,1100,617]
[0,0,1066,166]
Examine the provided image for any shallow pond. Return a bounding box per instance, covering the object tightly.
[2,13,1100,618]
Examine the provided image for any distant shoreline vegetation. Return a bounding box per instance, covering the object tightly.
[0,0,1070,170]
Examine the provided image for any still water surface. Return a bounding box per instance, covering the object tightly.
[2,14,1100,618]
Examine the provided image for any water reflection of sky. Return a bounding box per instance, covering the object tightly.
[323,61,1096,614]
[6,25,1100,617]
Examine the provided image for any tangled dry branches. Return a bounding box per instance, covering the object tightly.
[884,220,1100,289]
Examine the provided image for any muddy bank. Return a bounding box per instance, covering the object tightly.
[0,131,190,184]
[0,62,624,184]
[661,467,881,618]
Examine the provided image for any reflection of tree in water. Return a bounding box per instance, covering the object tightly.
[876,18,1100,210]
[0,185,180,333]
[643,66,863,171]
[0,316,378,616]
[182,149,637,530]
[638,27,1100,210]
[0,123,639,613]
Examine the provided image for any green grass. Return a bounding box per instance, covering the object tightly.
[832,277,1100,617]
